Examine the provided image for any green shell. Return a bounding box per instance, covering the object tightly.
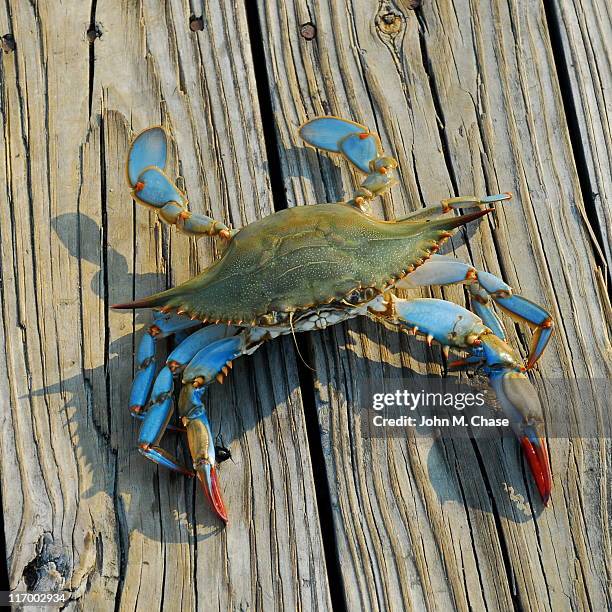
[117,203,489,323]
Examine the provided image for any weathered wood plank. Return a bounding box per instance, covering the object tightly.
[257,0,611,610]
[549,0,612,270]
[0,1,330,609]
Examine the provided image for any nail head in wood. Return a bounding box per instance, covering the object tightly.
[86,25,102,43]
[189,15,204,32]
[300,22,317,40]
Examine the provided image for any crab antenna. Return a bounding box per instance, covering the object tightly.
[289,312,315,372]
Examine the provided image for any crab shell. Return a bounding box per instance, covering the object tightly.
[115,203,490,324]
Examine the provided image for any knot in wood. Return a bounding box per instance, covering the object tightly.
[378,12,403,34]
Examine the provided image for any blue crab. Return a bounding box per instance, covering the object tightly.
[114,117,554,522]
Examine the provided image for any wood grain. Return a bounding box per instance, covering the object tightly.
[549,0,612,270]
[0,1,329,610]
[256,0,611,610]
[0,0,610,610]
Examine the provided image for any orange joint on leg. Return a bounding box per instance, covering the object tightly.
[218,229,231,240]
[465,269,478,282]
[134,181,145,192]
[378,166,388,175]
[139,443,150,451]
[192,376,206,388]
[149,325,161,337]
[359,132,370,139]
[179,210,190,220]
[167,360,181,373]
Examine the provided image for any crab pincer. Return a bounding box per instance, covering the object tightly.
[389,297,553,504]
[487,367,552,504]
[179,385,229,523]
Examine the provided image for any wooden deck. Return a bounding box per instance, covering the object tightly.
[1,1,610,610]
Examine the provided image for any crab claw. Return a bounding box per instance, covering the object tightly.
[520,432,552,506]
[196,464,228,523]
[179,386,229,523]
[487,367,553,505]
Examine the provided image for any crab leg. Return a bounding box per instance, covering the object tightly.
[128,312,201,416]
[371,296,553,504]
[182,336,244,387]
[129,331,156,415]
[397,255,554,367]
[131,320,249,518]
[396,255,506,339]
[127,126,231,239]
[298,116,399,211]
[166,324,240,374]
[398,192,512,223]
[491,295,554,369]
[131,321,237,435]
[137,366,193,476]
[174,334,253,522]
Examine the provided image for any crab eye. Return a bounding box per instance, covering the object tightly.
[215,446,231,463]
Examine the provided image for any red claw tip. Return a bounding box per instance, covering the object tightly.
[520,436,552,505]
[198,468,228,523]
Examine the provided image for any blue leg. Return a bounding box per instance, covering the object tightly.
[137,366,193,476]
[398,254,553,366]
[372,296,553,504]
[182,336,244,387]
[175,331,263,523]
[167,324,239,373]
[129,312,201,416]
[125,126,231,239]
[298,116,399,210]
[129,331,157,414]
[466,267,553,367]
[131,319,239,477]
